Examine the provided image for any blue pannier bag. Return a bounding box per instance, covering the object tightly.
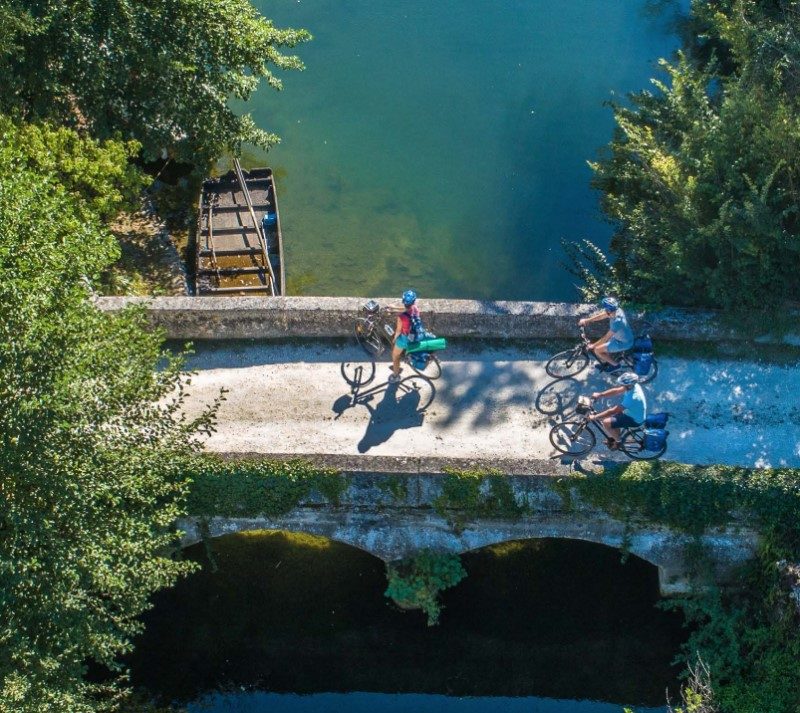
[633,335,653,353]
[643,428,668,451]
[645,412,669,429]
[633,351,653,376]
[410,352,429,370]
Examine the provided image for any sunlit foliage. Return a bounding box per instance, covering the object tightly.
[0,0,310,163]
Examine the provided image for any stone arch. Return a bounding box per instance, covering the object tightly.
[176,510,757,597]
[177,516,387,563]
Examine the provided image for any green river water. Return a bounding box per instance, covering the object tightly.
[238,0,685,300]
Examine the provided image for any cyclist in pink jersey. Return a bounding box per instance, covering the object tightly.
[388,289,421,383]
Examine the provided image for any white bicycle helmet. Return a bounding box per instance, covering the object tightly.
[616,372,639,386]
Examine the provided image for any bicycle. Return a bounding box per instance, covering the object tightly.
[354,300,443,380]
[548,396,668,460]
[545,326,658,383]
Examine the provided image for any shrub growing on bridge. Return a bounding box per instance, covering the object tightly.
[384,550,467,626]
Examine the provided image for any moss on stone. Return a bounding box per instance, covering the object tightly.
[433,468,528,532]
[185,455,347,517]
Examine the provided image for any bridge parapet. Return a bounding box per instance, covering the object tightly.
[179,454,758,596]
[96,295,754,342]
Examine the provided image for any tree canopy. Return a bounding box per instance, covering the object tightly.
[0,120,218,711]
[587,0,800,312]
[0,0,310,164]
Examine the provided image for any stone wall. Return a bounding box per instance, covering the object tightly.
[178,454,759,596]
[95,295,745,342]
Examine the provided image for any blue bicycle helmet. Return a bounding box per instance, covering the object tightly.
[600,296,619,312]
[402,289,417,306]
[616,372,639,386]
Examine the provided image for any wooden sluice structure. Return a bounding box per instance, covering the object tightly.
[196,161,285,295]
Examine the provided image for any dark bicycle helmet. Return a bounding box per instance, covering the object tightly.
[600,296,619,312]
[402,289,417,306]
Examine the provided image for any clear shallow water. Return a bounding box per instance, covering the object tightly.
[188,691,664,713]
[243,0,684,299]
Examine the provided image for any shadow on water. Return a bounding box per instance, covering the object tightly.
[128,533,685,707]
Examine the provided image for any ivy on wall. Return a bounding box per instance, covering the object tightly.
[433,468,528,531]
[185,456,347,517]
[553,461,800,542]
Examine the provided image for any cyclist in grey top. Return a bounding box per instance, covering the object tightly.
[578,296,634,371]
[589,372,647,447]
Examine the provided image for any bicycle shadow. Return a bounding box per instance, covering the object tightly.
[534,377,582,421]
[332,369,436,453]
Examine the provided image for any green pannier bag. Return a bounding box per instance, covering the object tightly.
[406,337,447,353]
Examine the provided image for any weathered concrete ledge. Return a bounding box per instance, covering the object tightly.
[96,295,751,342]
[180,453,759,596]
[212,452,574,477]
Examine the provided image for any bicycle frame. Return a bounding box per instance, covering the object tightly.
[572,402,641,449]
[359,303,397,352]
[546,323,658,384]
[355,301,443,380]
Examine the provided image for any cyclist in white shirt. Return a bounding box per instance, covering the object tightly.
[589,372,647,447]
[578,296,635,371]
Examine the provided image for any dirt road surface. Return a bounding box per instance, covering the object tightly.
[179,341,800,468]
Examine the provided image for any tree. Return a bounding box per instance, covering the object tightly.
[0,114,145,221]
[589,0,800,312]
[0,123,219,710]
[0,0,310,164]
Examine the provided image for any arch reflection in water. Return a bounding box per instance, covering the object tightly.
[129,531,683,708]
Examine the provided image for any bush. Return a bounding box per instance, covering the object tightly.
[384,551,467,626]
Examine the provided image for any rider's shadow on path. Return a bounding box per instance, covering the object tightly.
[332,371,435,453]
[357,382,424,453]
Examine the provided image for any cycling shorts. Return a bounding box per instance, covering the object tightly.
[610,413,640,429]
[607,337,634,353]
[395,334,410,350]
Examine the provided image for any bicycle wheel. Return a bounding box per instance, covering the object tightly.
[545,348,590,379]
[354,318,384,357]
[619,430,666,460]
[407,353,442,380]
[549,420,597,456]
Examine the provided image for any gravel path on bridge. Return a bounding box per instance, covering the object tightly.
[179,341,800,468]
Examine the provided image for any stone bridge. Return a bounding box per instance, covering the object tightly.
[178,455,758,596]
